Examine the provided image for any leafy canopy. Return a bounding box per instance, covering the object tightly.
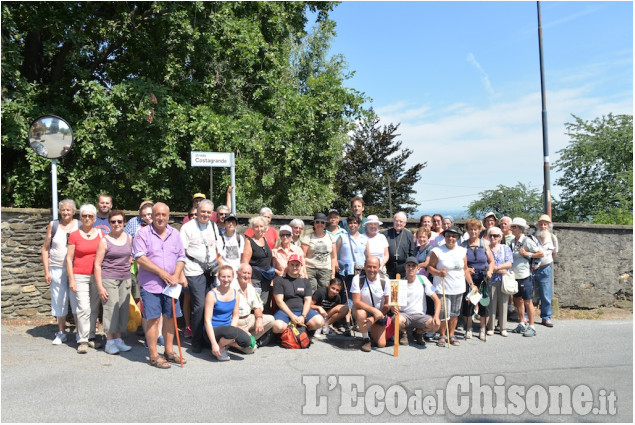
[467,182,543,222]
[1,2,365,214]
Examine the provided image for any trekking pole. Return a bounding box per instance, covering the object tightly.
[171,297,184,368]
[394,273,401,358]
[441,276,450,349]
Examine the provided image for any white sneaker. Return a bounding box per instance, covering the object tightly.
[216,347,230,361]
[321,325,331,336]
[104,341,120,355]
[114,339,132,352]
[465,330,473,339]
[52,331,67,345]
[313,328,325,339]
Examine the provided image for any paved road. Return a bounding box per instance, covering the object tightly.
[1,319,632,422]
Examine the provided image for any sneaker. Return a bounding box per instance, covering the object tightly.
[424,331,435,342]
[343,323,352,337]
[399,331,409,345]
[486,330,495,336]
[157,335,165,346]
[114,339,132,352]
[184,326,193,338]
[465,330,472,339]
[104,341,120,355]
[500,330,509,337]
[216,347,230,361]
[512,323,527,334]
[361,338,372,352]
[77,343,88,354]
[479,331,486,341]
[313,328,325,339]
[321,325,332,336]
[87,338,102,349]
[542,319,554,328]
[52,331,67,345]
[414,332,426,346]
[523,326,537,337]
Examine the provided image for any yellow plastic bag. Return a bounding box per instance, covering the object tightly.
[127,295,142,332]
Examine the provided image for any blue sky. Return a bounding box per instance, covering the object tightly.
[321,1,633,216]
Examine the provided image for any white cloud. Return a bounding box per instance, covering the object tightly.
[466,52,495,99]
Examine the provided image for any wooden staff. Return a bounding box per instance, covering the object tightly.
[394,273,400,357]
[441,276,450,349]
[171,297,184,367]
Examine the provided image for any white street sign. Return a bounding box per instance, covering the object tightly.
[190,151,232,167]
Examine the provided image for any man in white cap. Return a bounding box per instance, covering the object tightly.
[509,217,544,337]
[533,215,559,327]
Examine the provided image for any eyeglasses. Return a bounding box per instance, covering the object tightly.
[314,221,326,224]
[109,219,123,224]
[219,213,227,217]
[489,234,501,238]
[81,214,94,219]
[280,233,292,237]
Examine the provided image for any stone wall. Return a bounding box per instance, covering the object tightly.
[1,208,632,318]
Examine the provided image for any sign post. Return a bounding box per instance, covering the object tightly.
[190,152,236,213]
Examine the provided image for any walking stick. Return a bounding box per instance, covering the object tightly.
[171,297,184,368]
[441,276,450,349]
[394,273,401,358]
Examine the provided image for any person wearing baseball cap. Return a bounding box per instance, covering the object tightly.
[301,213,337,292]
[271,254,324,339]
[509,217,544,337]
[218,213,244,273]
[394,256,441,346]
[182,193,207,225]
[533,215,559,327]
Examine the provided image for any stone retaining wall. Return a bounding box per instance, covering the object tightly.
[1,208,632,318]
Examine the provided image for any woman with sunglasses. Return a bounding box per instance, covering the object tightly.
[273,225,307,278]
[42,199,79,345]
[94,210,133,355]
[67,204,105,354]
[302,213,337,292]
[485,226,513,337]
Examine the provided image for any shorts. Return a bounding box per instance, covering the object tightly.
[437,293,462,320]
[274,308,319,324]
[49,267,78,317]
[140,287,183,320]
[514,276,534,300]
[401,312,432,329]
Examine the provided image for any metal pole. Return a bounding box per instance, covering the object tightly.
[537,1,552,217]
[210,168,214,206]
[51,159,58,219]
[230,153,236,214]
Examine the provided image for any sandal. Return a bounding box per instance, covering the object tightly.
[437,336,446,347]
[164,352,187,365]
[149,356,171,369]
[449,336,460,346]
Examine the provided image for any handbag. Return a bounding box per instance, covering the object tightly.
[280,323,310,349]
[499,246,518,295]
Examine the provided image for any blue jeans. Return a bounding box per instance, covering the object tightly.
[533,264,553,321]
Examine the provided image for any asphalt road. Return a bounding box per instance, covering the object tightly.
[1,319,632,422]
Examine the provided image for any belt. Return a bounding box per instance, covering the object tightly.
[239,314,251,319]
[536,263,552,270]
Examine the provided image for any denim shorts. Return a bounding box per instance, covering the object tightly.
[274,308,319,324]
[140,287,183,320]
[514,275,534,300]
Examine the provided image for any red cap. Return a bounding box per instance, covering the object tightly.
[287,254,303,264]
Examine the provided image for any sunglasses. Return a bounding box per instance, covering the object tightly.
[109,219,123,224]
[489,234,501,238]
[510,225,519,229]
[280,233,292,237]
[188,214,197,218]
[314,221,326,224]
[219,213,227,216]
[81,214,94,218]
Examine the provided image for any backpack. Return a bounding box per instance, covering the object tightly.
[509,235,541,271]
[49,220,60,250]
[280,323,310,349]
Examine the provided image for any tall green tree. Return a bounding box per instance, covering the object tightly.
[1,2,365,214]
[332,113,426,217]
[553,114,633,224]
[467,182,543,221]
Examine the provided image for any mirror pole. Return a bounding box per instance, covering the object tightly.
[51,159,59,219]
[230,153,236,214]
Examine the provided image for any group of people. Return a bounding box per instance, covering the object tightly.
[41,192,559,367]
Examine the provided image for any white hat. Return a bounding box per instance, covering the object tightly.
[511,217,529,229]
[365,215,383,226]
[279,225,292,234]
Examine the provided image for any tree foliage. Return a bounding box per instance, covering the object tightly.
[467,182,543,221]
[1,2,365,214]
[332,113,426,217]
[553,114,633,225]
